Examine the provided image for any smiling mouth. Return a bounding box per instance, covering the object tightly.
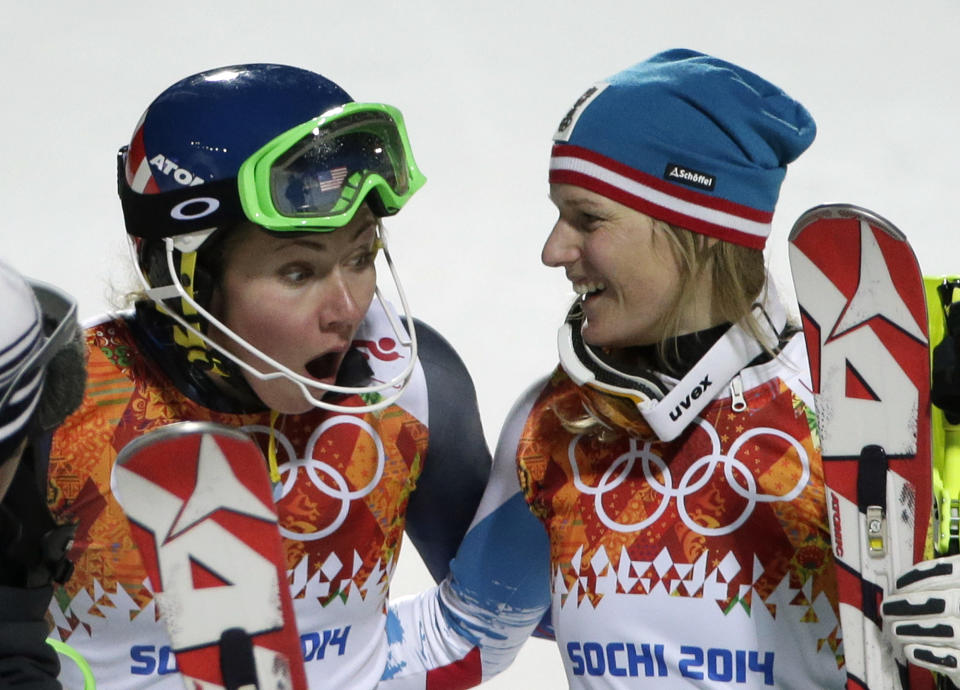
[573,281,606,300]
[305,352,342,380]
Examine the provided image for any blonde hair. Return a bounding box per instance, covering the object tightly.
[652,219,768,368]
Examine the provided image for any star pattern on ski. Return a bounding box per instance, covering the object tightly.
[831,219,925,343]
[169,433,276,539]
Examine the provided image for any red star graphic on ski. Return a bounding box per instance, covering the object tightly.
[831,219,926,343]
[167,432,277,540]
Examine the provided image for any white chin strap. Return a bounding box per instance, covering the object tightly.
[128,222,417,415]
[558,279,787,442]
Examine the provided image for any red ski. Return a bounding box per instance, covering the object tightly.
[789,204,934,689]
[114,421,307,690]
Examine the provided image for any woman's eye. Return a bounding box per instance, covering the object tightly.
[581,213,604,230]
[279,264,312,283]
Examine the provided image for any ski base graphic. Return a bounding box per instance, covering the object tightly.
[114,421,307,690]
[789,204,933,690]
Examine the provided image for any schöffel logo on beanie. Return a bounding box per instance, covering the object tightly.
[664,163,716,192]
[554,83,609,143]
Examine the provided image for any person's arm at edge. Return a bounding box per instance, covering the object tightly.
[380,376,552,688]
[0,584,61,689]
[402,318,491,582]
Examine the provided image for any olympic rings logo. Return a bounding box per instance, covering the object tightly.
[568,418,810,536]
[241,416,386,541]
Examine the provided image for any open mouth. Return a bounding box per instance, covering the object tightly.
[305,352,342,380]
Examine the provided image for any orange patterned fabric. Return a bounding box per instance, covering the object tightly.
[517,367,839,651]
[48,317,428,639]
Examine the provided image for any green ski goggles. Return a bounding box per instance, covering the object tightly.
[237,102,426,230]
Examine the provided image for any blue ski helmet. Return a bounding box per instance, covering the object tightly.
[117,64,425,412]
[127,64,352,191]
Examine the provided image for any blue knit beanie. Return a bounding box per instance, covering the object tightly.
[550,49,816,249]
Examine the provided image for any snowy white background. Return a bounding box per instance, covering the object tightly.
[3,1,959,686]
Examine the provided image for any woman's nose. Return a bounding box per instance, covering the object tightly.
[318,269,365,330]
[541,220,580,268]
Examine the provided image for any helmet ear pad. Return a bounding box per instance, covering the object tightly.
[192,230,233,313]
[137,229,233,327]
[138,237,172,294]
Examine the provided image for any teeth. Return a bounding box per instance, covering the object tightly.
[573,281,605,296]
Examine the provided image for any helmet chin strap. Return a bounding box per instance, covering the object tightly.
[127,222,418,414]
[558,278,788,442]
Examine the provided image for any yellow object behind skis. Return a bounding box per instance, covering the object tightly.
[925,276,960,557]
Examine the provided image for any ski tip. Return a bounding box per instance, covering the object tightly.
[788,203,907,244]
[115,421,252,466]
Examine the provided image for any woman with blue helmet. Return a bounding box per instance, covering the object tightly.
[43,64,491,689]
